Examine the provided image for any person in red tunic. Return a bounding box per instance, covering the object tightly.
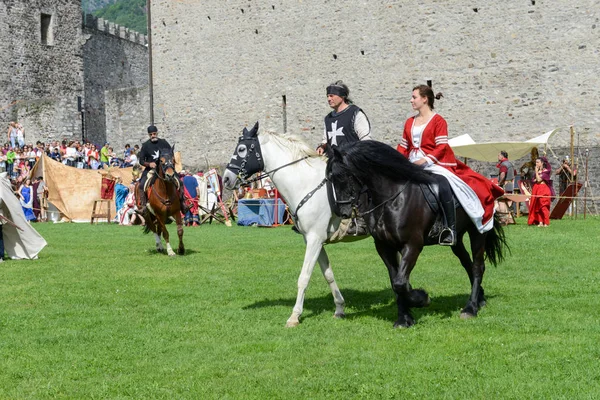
[397,84,504,237]
[528,157,554,227]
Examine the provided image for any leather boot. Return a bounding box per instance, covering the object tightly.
[136,187,147,215]
[179,187,190,214]
[438,191,456,246]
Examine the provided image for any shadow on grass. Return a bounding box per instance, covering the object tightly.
[144,248,200,256]
[245,287,496,324]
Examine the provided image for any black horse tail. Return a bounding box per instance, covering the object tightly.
[485,214,510,267]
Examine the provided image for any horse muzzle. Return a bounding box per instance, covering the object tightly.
[223,169,240,190]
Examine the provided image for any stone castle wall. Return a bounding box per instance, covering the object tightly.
[104,86,149,150]
[82,13,148,145]
[150,1,600,174]
[0,1,148,148]
[0,0,84,144]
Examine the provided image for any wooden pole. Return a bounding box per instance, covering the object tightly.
[570,126,577,218]
[584,149,589,219]
[146,0,154,125]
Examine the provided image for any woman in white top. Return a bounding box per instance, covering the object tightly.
[7,122,18,149]
[16,124,25,148]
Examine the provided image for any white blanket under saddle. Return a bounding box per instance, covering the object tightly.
[425,164,493,233]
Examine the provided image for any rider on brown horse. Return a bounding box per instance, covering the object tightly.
[136,125,189,214]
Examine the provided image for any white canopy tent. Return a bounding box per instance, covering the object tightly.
[448,128,562,162]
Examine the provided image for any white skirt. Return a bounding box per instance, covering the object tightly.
[425,164,493,233]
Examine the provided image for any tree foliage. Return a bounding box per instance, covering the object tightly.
[91,0,148,35]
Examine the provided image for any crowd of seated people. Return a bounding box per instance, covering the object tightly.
[1,137,140,180]
[0,121,144,222]
[1,122,224,227]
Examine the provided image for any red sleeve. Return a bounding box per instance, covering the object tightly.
[498,165,508,174]
[396,118,412,158]
[423,115,457,167]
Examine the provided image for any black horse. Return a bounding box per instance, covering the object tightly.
[326,140,508,328]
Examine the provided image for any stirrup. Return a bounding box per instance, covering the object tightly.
[347,219,369,237]
[438,228,456,246]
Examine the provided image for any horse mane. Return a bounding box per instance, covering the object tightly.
[260,130,319,159]
[159,147,174,157]
[339,140,434,185]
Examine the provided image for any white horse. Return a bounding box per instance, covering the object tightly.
[223,122,366,327]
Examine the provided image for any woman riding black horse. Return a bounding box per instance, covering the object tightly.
[327,140,509,328]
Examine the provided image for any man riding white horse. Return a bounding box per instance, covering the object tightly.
[136,125,188,214]
[316,80,371,237]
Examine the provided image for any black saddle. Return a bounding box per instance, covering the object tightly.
[420,176,458,243]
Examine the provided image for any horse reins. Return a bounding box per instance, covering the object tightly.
[358,183,407,217]
[290,178,327,225]
[240,156,310,187]
[243,155,324,228]
[336,172,408,218]
[231,135,334,228]
[150,161,178,208]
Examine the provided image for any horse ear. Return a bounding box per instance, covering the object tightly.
[248,121,259,137]
[242,127,249,136]
[171,144,175,153]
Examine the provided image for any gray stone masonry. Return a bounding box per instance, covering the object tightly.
[0,0,84,144]
[151,1,600,200]
[104,86,149,156]
[0,2,149,147]
[82,13,148,145]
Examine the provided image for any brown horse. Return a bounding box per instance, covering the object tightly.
[139,150,184,256]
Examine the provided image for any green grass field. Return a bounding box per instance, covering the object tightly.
[0,217,599,399]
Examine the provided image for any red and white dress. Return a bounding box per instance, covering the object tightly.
[397,113,504,233]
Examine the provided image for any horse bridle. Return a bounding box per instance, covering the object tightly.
[151,154,178,206]
[156,155,177,184]
[227,134,310,187]
[226,132,326,226]
[226,135,265,186]
[328,168,407,218]
[328,169,366,218]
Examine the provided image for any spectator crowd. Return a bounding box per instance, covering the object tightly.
[1,121,141,223]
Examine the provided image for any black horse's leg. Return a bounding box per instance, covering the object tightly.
[451,231,475,284]
[459,230,487,318]
[375,239,425,328]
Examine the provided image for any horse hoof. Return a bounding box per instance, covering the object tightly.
[333,312,346,319]
[393,317,415,329]
[460,312,476,320]
[285,320,300,328]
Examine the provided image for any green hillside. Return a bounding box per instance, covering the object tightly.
[92,0,148,35]
[82,0,115,14]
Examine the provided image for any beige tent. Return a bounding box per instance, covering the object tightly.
[449,128,562,162]
[0,173,46,259]
[31,155,134,222]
